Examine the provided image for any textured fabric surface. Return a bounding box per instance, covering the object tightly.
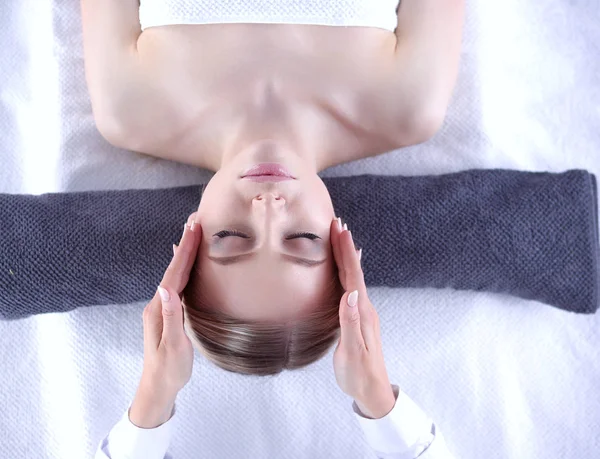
[1,169,598,321]
[139,0,400,32]
[1,1,600,459]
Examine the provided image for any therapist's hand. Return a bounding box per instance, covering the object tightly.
[130,212,201,428]
[329,217,397,420]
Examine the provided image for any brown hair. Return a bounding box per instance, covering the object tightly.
[181,264,344,376]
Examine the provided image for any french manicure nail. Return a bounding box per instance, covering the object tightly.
[348,290,358,308]
[190,221,196,232]
[343,223,348,231]
[173,244,177,256]
[158,286,170,302]
[337,217,342,231]
[358,248,362,261]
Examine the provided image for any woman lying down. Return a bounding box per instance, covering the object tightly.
[82,0,465,457]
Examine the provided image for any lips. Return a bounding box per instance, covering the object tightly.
[242,163,294,179]
[244,175,294,182]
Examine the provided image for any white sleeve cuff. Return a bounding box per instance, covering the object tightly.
[352,385,434,456]
[104,402,177,459]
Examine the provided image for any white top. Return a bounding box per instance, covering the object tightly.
[95,384,453,459]
[139,0,399,32]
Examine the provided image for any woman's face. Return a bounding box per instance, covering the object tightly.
[195,150,337,322]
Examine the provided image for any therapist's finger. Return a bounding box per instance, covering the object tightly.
[143,293,164,351]
[157,285,186,345]
[330,217,348,290]
[186,212,198,226]
[339,229,378,350]
[161,221,202,294]
[173,212,196,257]
[340,229,366,294]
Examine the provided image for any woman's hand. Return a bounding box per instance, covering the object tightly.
[329,217,397,419]
[130,212,201,428]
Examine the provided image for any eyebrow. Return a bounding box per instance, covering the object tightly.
[208,253,327,267]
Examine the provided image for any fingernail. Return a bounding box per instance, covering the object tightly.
[187,214,194,226]
[337,217,342,231]
[173,244,177,256]
[343,223,348,231]
[358,248,362,262]
[348,290,358,308]
[181,224,188,243]
[190,220,196,232]
[158,286,170,302]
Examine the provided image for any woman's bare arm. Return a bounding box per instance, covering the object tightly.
[80,0,145,147]
[389,0,466,145]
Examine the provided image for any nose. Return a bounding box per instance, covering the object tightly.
[251,193,286,248]
[253,193,286,207]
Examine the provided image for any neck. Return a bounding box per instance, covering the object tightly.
[217,85,323,173]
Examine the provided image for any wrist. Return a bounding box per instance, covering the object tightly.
[129,378,178,429]
[355,384,397,419]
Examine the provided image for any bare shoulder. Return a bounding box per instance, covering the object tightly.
[362,63,449,151]
[321,61,446,169]
[326,0,465,165]
[372,0,465,149]
[90,58,215,168]
[92,70,180,152]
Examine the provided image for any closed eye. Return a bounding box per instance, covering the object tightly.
[287,232,321,240]
[213,230,321,240]
[214,230,249,238]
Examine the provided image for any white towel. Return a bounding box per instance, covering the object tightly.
[1,0,600,458]
[139,0,400,32]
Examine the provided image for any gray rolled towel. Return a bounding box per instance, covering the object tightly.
[0,169,598,320]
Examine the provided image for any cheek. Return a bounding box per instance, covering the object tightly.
[197,186,231,220]
[196,195,211,217]
[197,171,229,211]
[307,182,335,219]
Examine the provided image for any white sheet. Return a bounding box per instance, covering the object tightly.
[1,1,599,458]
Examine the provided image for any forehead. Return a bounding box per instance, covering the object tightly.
[198,257,335,321]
